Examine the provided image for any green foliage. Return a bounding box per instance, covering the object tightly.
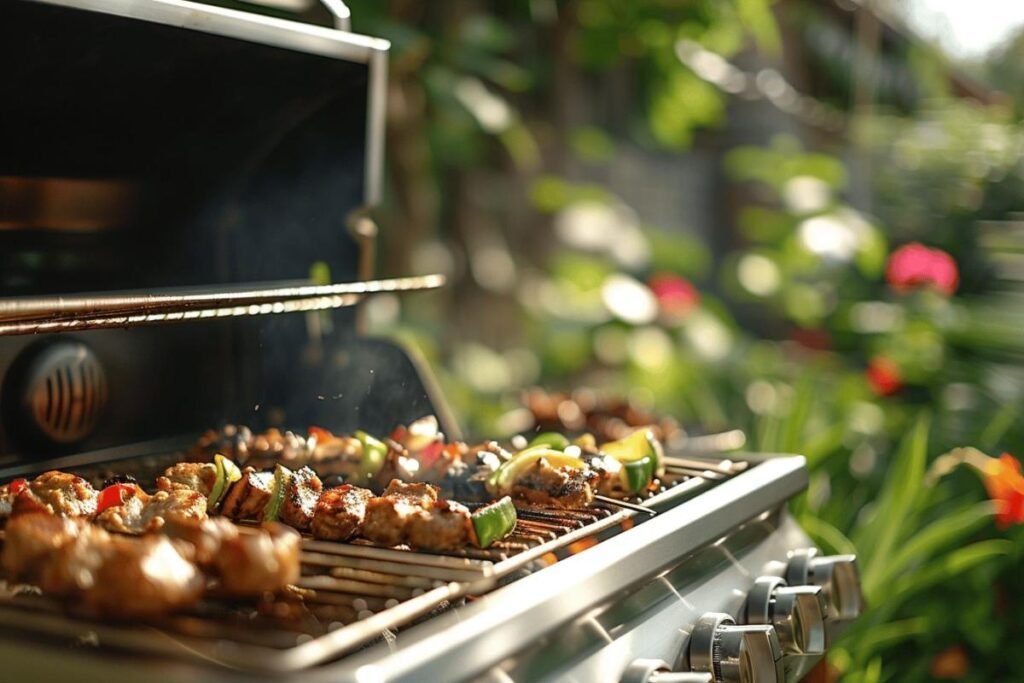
[351,2,1024,681]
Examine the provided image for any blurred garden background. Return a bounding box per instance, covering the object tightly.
[244,0,1024,680]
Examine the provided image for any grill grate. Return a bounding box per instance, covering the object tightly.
[0,448,748,672]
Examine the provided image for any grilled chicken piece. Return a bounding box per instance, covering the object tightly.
[163,516,240,567]
[1,513,84,582]
[50,533,204,617]
[157,462,218,497]
[220,467,274,519]
[310,485,373,541]
[362,480,441,547]
[279,466,322,530]
[3,513,204,617]
[382,479,439,505]
[362,496,418,546]
[512,459,598,508]
[406,500,472,551]
[10,471,98,518]
[214,523,301,596]
[96,488,206,534]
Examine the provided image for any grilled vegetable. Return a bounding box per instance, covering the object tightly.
[263,465,294,522]
[573,433,597,451]
[354,430,387,485]
[470,496,517,548]
[207,454,242,512]
[600,429,659,495]
[527,432,570,450]
[95,482,140,515]
[486,447,587,496]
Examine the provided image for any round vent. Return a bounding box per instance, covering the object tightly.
[4,340,107,445]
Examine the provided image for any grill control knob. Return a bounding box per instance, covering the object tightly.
[743,576,826,655]
[786,549,863,622]
[688,613,784,683]
[622,659,713,683]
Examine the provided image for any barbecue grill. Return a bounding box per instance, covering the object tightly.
[0,1,863,681]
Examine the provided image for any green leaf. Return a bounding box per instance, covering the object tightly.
[866,501,996,598]
[847,618,929,654]
[799,515,857,556]
[888,539,1014,607]
[856,413,930,589]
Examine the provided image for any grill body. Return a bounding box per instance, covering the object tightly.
[0,3,858,682]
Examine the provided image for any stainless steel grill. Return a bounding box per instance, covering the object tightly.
[0,446,743,673]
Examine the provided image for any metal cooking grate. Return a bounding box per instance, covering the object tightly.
[0,449,748,672]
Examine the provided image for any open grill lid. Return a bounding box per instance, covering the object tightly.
[0,1,460,459]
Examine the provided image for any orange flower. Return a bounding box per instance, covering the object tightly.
[981,453,1024,529]
[930,644,969,679]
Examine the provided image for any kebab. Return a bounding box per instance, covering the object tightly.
[1,451,519,554]
[190,416,667,508]
[2,511,301,618]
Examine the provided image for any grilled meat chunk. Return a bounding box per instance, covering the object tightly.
[279,466,322,530]
[2,513,84,582]
[406,500,472,551]
[163,516,240,567]
[157,462,218,496]
[10,471,97,518]
[96,488,206,534]
[512,459,598,508]
[310,485,373,541]
[52,533,204,617]
[3,513,204,617]
[220,467,274,519]
[214,523,301,596]
[362,496,416,546]
[382,479,439,505]
[362,480,441,547]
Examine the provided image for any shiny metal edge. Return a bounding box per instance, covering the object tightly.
[326,456,808,683]
[0,275,447,322]
[25,0,389,62]
[365,44,388,206]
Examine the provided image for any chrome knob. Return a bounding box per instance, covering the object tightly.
[786,549,863,622]
[743,576,827,655]
[688,613,784,683]
[622,659,713,683]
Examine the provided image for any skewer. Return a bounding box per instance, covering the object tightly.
[593,495,657,516]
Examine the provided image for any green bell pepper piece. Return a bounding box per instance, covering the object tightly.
[207,453,242,512]
[263,464,293,522]
[354,430,388,485]
[471,496,518,548]
[527,432,570,450]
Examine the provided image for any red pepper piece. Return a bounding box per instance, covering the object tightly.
[419,441,444,469]
[8,479,28,495]
[308,426,335,442]
[95,483,139,514]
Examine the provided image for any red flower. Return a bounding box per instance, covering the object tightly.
[648,273,699,318]
[981,453,1024,529]
[866,356,902,396]
[885,242,959,295]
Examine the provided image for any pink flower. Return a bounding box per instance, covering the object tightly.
[866,356,902,396]
[648,273,699,318]
[885,242,959,295]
